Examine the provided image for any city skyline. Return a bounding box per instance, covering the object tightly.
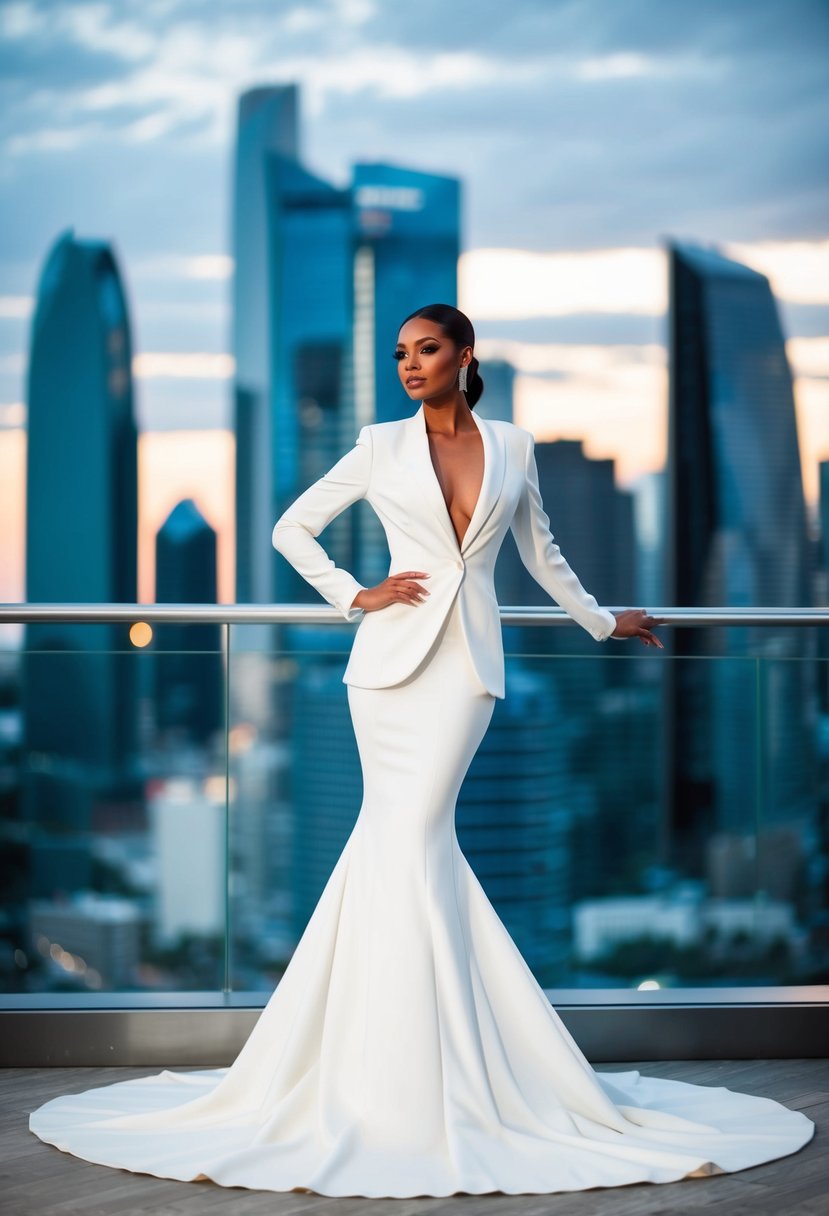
[1,236,825,613]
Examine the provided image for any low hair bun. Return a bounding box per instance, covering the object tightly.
[466,354,484,410]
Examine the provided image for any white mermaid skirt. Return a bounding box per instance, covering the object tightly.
[28,597,814,1197]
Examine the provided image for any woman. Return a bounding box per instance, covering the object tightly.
[29,305,813,1198]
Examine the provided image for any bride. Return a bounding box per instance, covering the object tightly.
[29,303,814,1198]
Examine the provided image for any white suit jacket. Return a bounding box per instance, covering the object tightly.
[272,403,617,700]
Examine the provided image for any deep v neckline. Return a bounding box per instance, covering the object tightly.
[424,411,486,552]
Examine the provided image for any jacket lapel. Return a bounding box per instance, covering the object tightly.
[402,404,505,555]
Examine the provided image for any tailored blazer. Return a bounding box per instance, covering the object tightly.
[272,403,617,700]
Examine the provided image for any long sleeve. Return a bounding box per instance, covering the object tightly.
[272,425,372,623]
[509,431,617,642]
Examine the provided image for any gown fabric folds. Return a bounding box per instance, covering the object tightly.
[28,595,815,1198]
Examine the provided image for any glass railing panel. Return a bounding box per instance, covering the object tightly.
[2,622,229,995]
[2,612,827,1003]
[754,652,827,986]
[226,620,361,993]
[459,640,668,991]
[479,632,826,991]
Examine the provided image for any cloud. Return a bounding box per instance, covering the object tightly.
[59,3,156,62]
[793,375,829,507]
[788,336,829,378]
[462,247,665,319]
[514,359,667,486]
[6,121,110,154]
[476,338,664,376]
[0,401,25,427]
[575,50,686,81]
[1,0,826,264]
[133,351,233,379]
[725,240,829,307]
[1,2,44,40]
[3,2,521,155]
[0,295,32,318]
[129,254,232,281]
[462,239,829,322]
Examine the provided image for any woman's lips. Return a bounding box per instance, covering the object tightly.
[407,378,425,387]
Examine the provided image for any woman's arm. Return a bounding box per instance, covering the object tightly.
[509,430,618,642]
[272,425,372,622]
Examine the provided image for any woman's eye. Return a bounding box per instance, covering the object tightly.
[393,345,438,360]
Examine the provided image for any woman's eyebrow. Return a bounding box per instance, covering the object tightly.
[395,335,441,348]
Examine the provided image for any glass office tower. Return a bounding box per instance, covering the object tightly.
[350,162,461,586]
[154,499,222,744]
[264,153,354,610]
[475,358,516,424]
[666,239,818,897]
[232,84,299,607]
[23,228,139,889]
[819,461,829,711]
[351,163,461,427]
[231,104,461,603]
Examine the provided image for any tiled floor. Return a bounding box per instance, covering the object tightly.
[2,1058,825,1215]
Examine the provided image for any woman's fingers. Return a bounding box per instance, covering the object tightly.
[629,610,666,648]
[642,613,665,648]
[390,571,431,605]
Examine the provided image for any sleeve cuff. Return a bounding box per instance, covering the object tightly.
[597,608,618,640]
[340,580,367,622]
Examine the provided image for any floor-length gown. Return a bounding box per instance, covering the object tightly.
[28,594,815,1198]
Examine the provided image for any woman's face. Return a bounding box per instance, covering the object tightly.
[394,319,469,401]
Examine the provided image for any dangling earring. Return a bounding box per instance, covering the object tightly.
[458,364,468,392]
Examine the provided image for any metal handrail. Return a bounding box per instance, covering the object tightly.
[1,604,828,626]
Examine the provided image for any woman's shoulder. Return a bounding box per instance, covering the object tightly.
[488,418,534,449]
[359,418,399,435]
[490,418,532,438]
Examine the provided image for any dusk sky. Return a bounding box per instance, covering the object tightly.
[1,0,828,609]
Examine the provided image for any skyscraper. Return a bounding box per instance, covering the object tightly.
[665,238,817,885]
[22,229,139,907]
[154,499,222,744]
[232,85,300,607]
[495,437,635,641]
[350,163,461,587]
[264,153,354,609]
[351,163,460,428]
[474,358,516,424]
[818,461,829,711]
[230,87,462,604]
[23,229,138,783]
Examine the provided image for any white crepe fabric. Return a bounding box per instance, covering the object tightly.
[29,598,815,1198]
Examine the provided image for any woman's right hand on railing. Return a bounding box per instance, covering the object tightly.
[610,608,666,648]
[351,572,431,612]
